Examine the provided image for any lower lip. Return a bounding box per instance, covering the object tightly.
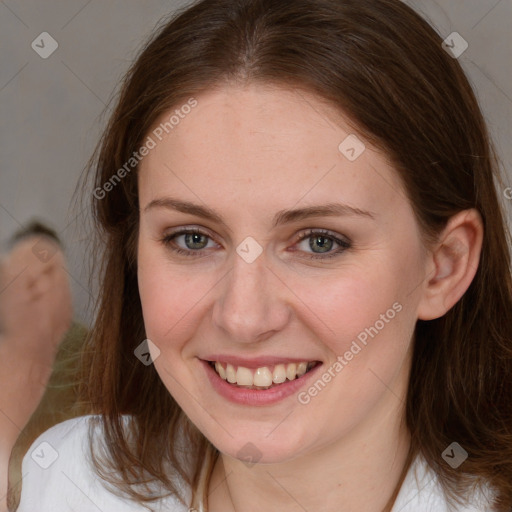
[200,359,323,406]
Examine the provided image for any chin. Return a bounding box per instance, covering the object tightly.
[208,428,310,465]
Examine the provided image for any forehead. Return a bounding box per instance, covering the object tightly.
[138,84,407,222]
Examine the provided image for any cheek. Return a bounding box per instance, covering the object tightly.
[138,270,190,347]
[137,244,179,343]
[293,267,399,350]
[137,247,215,352]
[289,262,414,396]
[295,276,412,424]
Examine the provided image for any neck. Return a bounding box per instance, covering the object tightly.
[206,389,412,512]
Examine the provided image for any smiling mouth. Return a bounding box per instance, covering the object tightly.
[207,360,321,389]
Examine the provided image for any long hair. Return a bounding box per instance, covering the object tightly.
[78,1,512,510]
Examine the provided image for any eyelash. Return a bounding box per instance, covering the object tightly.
[160,228,351,260]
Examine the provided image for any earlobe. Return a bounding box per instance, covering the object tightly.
[416,209,483,321]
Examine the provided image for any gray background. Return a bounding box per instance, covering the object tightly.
[1,0,511,327]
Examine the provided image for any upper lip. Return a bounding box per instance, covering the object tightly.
[201,355,321,369]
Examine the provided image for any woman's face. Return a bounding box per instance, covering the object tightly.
[137,84,428,463]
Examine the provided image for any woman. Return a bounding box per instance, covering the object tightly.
[16,0,512,510]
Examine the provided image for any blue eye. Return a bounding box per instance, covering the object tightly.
[160,228,351,260]
[293,229,351,259]
[161,228,216,257]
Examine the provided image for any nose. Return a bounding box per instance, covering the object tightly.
[211,248,291,344]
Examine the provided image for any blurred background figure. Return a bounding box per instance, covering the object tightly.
[0,221,89,512]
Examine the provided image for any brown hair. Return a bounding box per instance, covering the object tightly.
[78,0,512,510]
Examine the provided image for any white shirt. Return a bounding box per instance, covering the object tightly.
[16,415,496,512]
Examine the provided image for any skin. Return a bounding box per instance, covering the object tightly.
[137,84,483,512]
[0,236,72,512]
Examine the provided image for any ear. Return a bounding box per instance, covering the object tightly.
[417,209,483,321]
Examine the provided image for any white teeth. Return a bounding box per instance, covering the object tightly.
[296,362,307,377]
[254,367,273,387]
[215,362,226,380]
[272,364,287,384]
[286,363,297,381]
[236,366,253,386]
[212,361,315,388]
[226,363,237,383]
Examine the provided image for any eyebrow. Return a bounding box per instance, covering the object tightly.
[143,197,376,230]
